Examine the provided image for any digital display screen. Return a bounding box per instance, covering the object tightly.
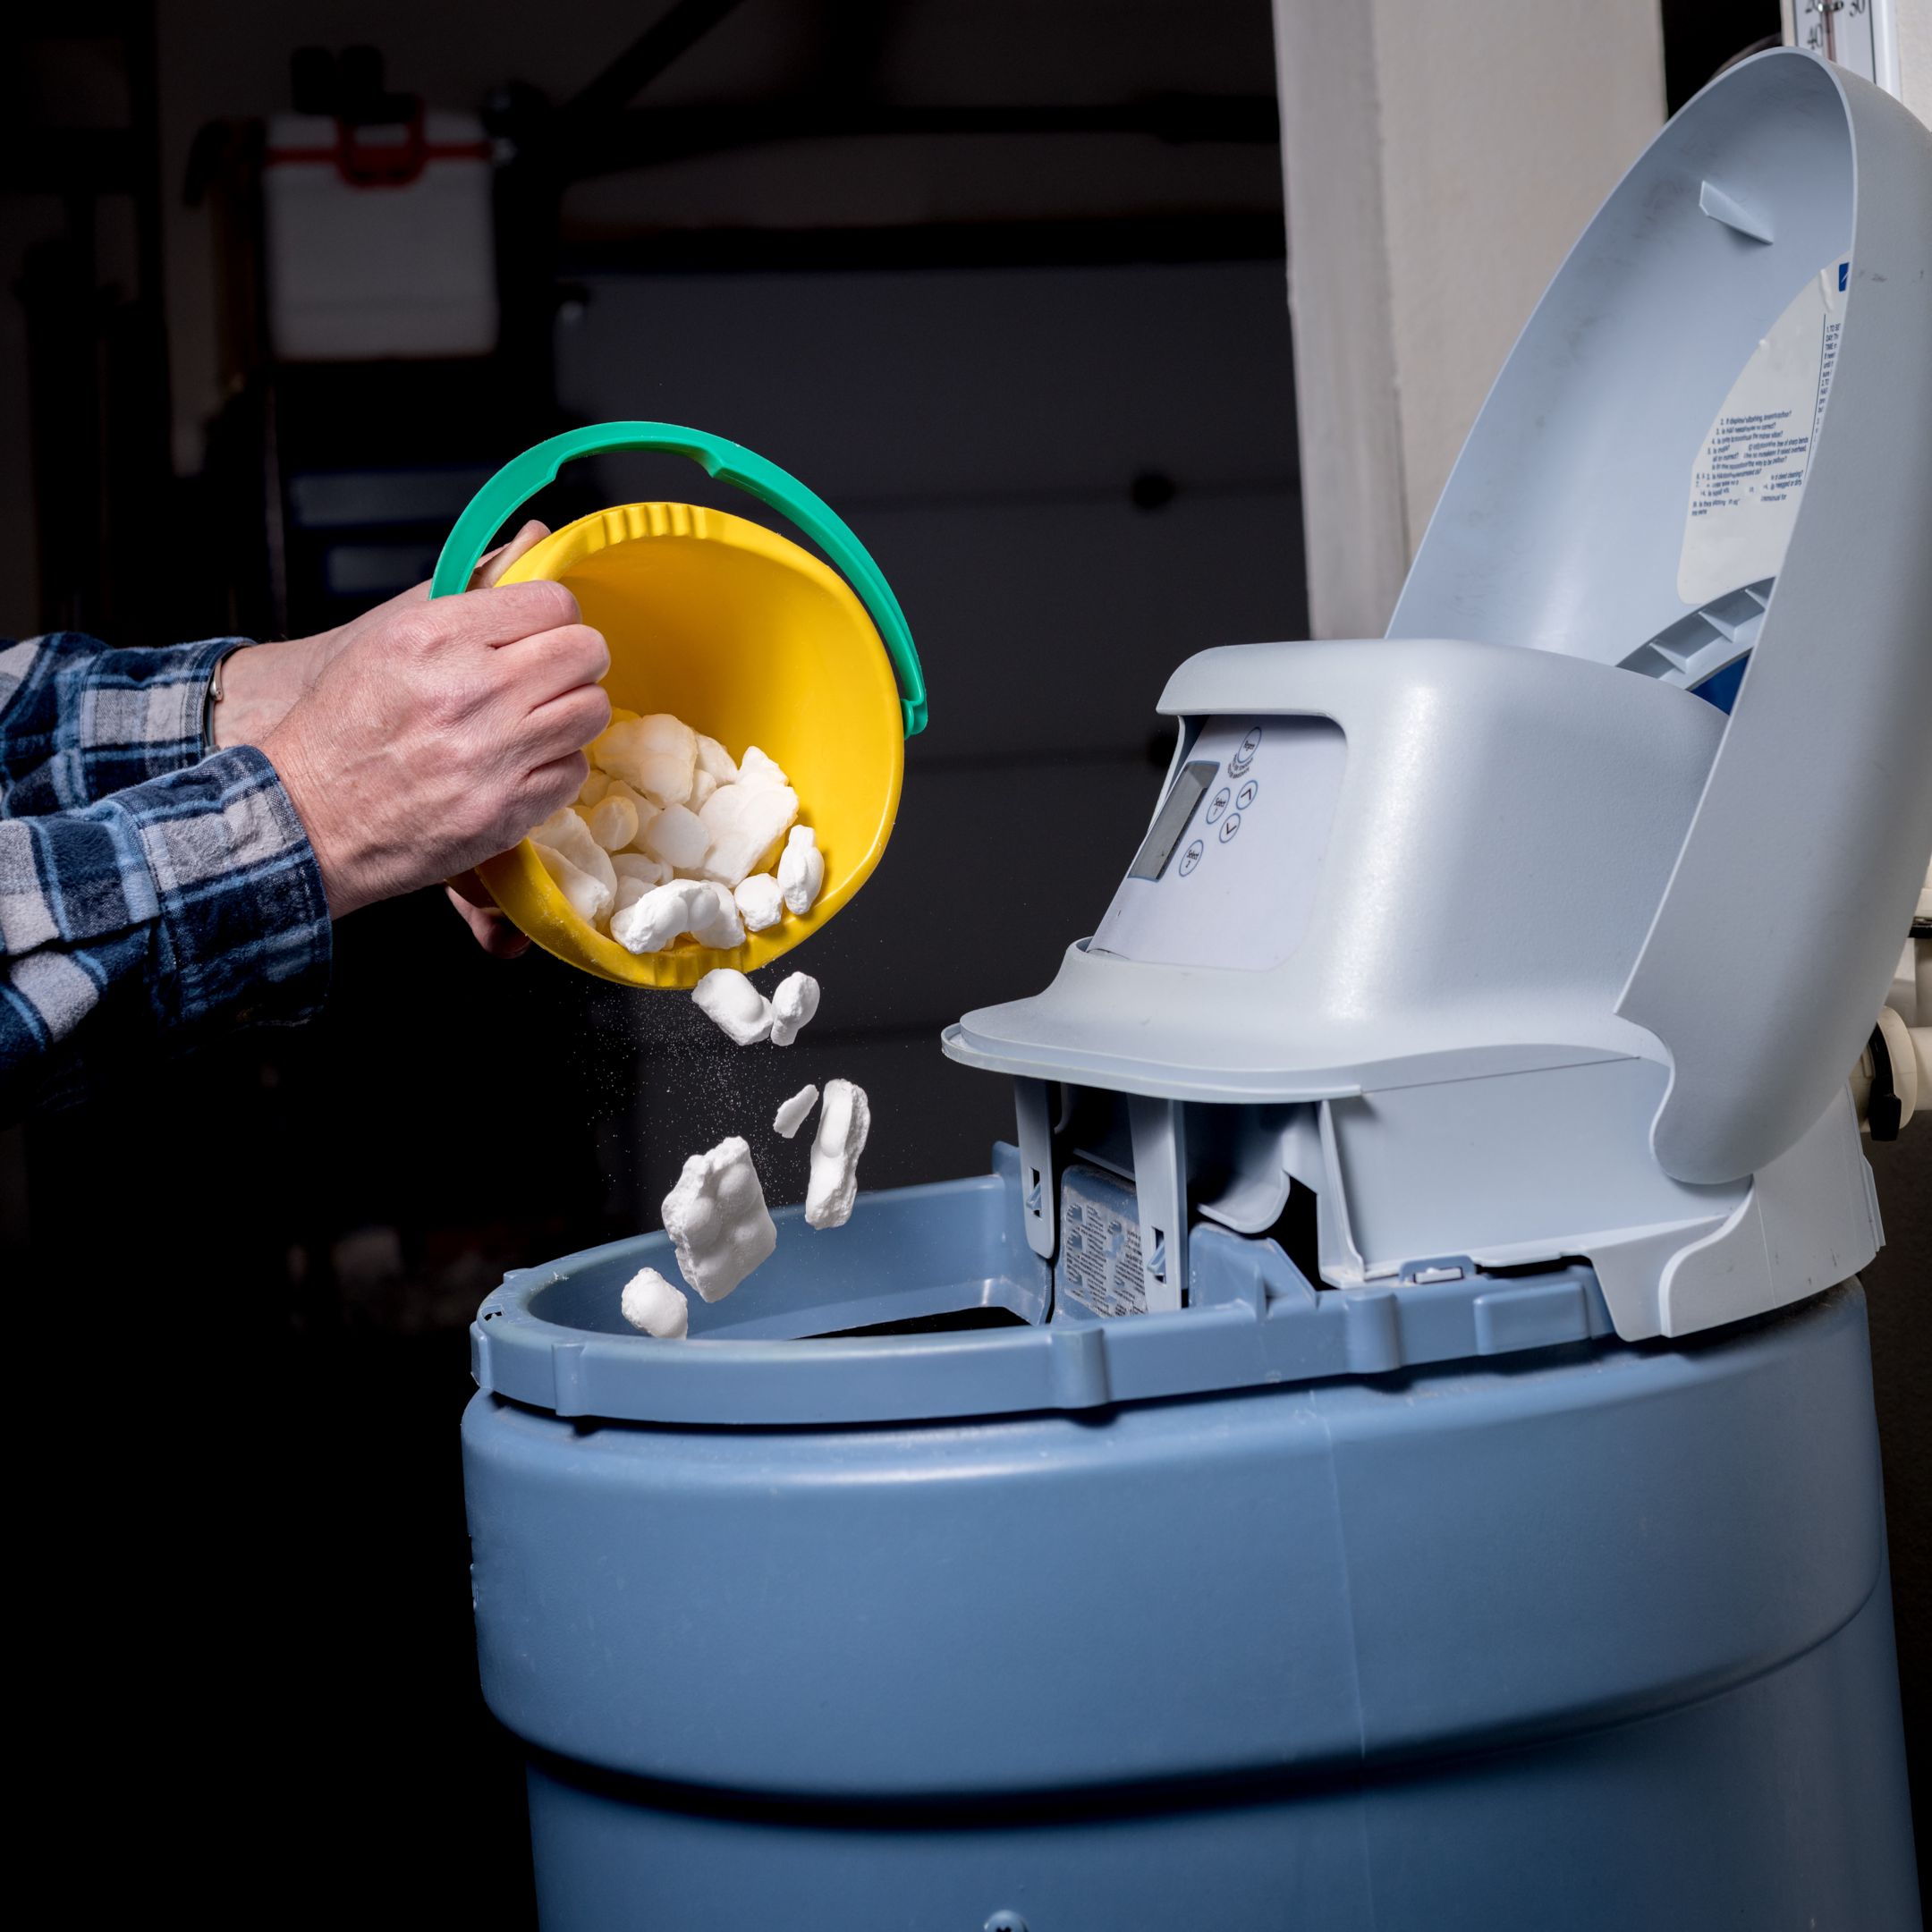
[1094,716,1348,972]
[1128,759,1218,880]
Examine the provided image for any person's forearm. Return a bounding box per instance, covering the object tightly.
[208,634,334,752]
[1,631,242,810]
[0,748,331,1120]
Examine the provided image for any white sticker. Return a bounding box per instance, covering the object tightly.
[1058,1167,1147,1318]
[1677,258,1847,607]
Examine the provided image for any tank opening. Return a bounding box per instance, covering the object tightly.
[815,1306,1034,1340]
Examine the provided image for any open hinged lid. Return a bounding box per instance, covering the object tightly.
[1391,48,1932,1182]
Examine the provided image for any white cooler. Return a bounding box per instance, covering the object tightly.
[264,111,498,362]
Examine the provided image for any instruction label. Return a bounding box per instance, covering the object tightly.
[1059,1167,1147,1318]
[1677,258,1848,606]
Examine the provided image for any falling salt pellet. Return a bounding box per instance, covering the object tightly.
[699,779,798,886]
[533,843,614,928]
[662,1135,777,1301]
[736,745,789,789]
[773,1084,820,1139]
[586,792,639,852]
[777,825,825,917]
[696,734,739,785]
[592,713,697,805]
[692,967,773,1045]
[612,851,670,888]
[619,1266,689,1339]
[768,971,820,1047]
[643,801,710,869]
[689,881,746,951]
[805,1079,870,1231]
[734,873,785,932]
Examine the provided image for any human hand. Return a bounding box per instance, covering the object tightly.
[259,574,610,919]
[445,869,533,959]
[212,521,552,752]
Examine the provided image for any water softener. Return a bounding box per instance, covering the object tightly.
[462,50,1930,1928]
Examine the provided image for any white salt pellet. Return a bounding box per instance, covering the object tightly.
[577,770,610,807]
[691,967,772,1045]
[619,1266,689,1339]
[768,971,820,1047]
[736,745,789,789]
[612,851,670,888]
[699,780,798,886]
[662,1135,777,1301]
[586,792,639,852]
[734,873,786,932]
[773,1084,820,1139]
[532,807,618,899]
[613,875,651,919]
[592,713,697,805]
[531,802,585,853]
[777,825,825,917]
[611,880,703,953]
[533,843,614,928]
[688,882,747,951]
[696,734,740,785]
[643,801,710,869]
[690,769,720,811]
[806,1080,870,1231]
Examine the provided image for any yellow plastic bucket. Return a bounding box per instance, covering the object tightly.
[429,424,928,989]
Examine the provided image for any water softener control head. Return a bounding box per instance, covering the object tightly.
[947,49,1932,1344]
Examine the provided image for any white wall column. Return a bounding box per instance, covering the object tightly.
[1271,0,1666,637]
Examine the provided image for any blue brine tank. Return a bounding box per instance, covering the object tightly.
[463,49,1931,1929]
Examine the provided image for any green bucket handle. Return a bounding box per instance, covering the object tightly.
[429,421,928,738]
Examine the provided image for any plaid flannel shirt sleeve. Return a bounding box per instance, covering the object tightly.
[1,632,332,1115]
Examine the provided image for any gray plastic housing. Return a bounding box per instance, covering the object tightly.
[950,640,1721,1101]
[1391,49,1932,1183]
[945,50,1928,1340]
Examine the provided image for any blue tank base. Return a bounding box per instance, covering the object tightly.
[467,1188,1919,1928]
[522,1572,1918,1931]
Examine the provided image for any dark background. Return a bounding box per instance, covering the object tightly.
[4,3,1925,1927]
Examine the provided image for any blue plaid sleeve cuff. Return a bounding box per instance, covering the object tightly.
[0,631,252,814]
[1,745,331,1115]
